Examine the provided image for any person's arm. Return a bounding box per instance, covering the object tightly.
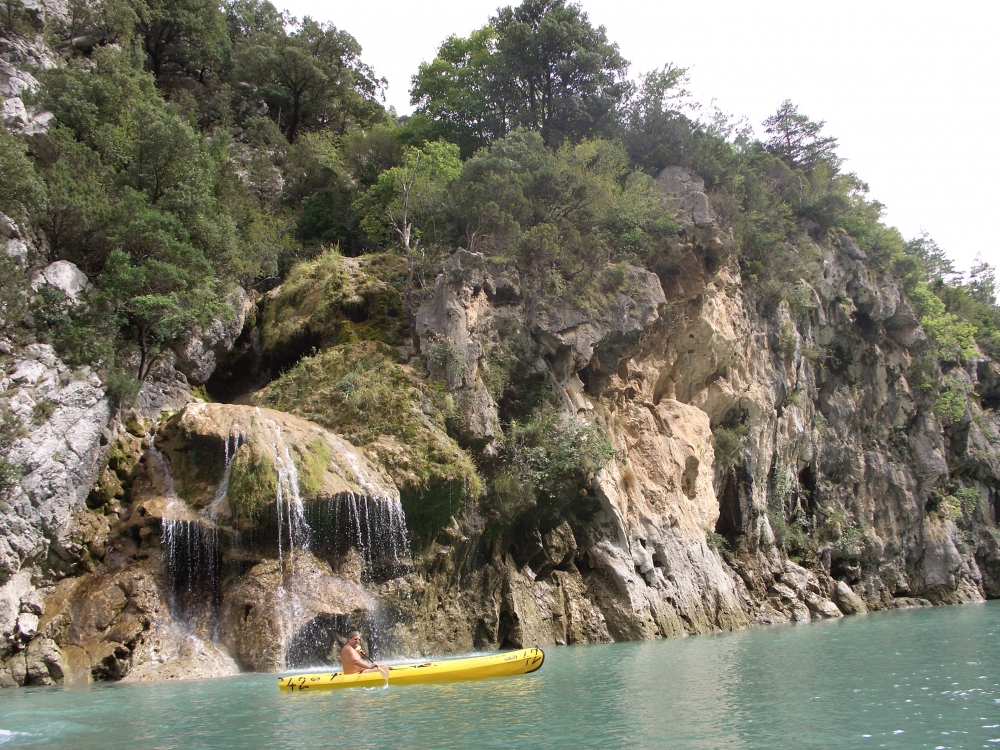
[343,646,373,671]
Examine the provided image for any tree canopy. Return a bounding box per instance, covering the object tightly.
[237,16,385,143]
[411,0,631,154]
[762,99,842,173]
[0,0,994,402]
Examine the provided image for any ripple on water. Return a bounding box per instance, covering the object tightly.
[0,602,996,749]
[0,731,33,746]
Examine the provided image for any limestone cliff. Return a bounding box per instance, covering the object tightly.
[390,168,999,654]
[2,163,998,685]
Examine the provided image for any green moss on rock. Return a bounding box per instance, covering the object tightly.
[260,250,410,369]
[296,439,332,499]
[228,445,278,525]
[255,341,482,545]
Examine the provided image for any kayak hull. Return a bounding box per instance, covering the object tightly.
[278,647,544,691]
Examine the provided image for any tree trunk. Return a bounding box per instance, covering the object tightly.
[403,232,420,353]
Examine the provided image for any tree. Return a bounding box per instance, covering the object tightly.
[410,27,508,157]
[0,128,45,222]
[98,247,220,380]
[135,0,229,83]
[762,100,842,172]
[356,141,461,337]
[411,0,631,151]
[238,17,385,143]
[66,0,144,47]
[968,257,997,305]
[34,129,113,270]
[224,0,286,42]
[493,0,631,146]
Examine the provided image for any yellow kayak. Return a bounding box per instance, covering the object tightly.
[278,648,544,691]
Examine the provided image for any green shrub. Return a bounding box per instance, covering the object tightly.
[102,367,141,408]
[712,424,748,470]
[778,320,797,356]
[423,339,468,380]
[491,408,613,523]
[0,458,21,503]
[934,378,971,425]
[706,530,729,552]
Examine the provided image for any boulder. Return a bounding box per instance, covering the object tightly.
[833,580,868,615]
[16,612,39,638]
[23,637,64,686]
[804,594,843,619]
[31,260,90,303]
[171,288,252,385]
[0,97,27,126]
[0,572,32,657]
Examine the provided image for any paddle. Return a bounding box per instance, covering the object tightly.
[358,643,390,683]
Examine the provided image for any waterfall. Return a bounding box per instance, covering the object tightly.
[150,407,415,669]
[336,493,410,580]
[162,520,220,602]
[302,490,412,661]
[151,434,221,605]
[208,429,246,521]
[259,420,311,575]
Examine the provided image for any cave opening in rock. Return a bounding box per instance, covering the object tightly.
[798,464,818,520]
[852,310,877,337]
[205,317,269,403]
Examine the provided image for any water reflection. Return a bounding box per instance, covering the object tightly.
[0,603,996,749]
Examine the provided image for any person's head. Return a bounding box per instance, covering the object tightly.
[346,631,361,646]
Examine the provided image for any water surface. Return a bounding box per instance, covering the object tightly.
[1,602,997,749]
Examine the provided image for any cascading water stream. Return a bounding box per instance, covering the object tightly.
[207,429,246,521]
[152,435,222,639]
[153,409,415,668]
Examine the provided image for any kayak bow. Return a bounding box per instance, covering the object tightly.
[278,647,545,691]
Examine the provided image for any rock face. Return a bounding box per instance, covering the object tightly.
[389,166,1000,654]
[0,344,110,585]
[171,288,253,386]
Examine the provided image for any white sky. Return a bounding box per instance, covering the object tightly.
[281,0,999,277]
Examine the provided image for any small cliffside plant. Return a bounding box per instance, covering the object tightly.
[487,408,613,525]
[712,423,748,470]
[0,457,21,505]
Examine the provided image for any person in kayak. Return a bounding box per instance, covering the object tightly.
[340,631,386,675]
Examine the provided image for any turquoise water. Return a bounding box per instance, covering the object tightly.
[1,602,998,749]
